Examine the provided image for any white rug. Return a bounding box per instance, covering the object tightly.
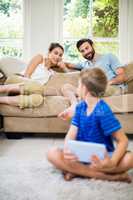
[0,134,133,200]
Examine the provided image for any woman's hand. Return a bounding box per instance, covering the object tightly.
[90,152,116,172]
[57,61,69,72]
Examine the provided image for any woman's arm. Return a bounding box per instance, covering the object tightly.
[57,61,76,72]
[65,62,76,69]
[24,54,43,77]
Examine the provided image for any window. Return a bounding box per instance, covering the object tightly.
[0,0,23,58]
[63,0,119,62]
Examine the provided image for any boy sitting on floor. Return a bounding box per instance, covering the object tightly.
[47,68,133,183]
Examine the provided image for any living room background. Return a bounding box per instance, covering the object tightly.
[0,0,132,63]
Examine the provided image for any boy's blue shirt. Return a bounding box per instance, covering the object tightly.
[71,99,122,152]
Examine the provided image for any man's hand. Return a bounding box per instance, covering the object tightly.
[108,67,126,85]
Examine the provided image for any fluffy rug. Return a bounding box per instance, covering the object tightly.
[0,134,133,200]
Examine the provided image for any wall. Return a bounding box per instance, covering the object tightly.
[23,0,63,61]
[119,0,133,63]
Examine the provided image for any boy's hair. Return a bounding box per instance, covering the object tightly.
[80,68,107,97]
[76,38,93,50]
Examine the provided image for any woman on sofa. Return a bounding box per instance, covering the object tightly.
[0,42,79,108]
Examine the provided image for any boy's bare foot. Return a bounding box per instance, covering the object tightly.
[116,173,132,183]
[105,172,132,183]
[58,106,75,121]
[63,172,76,181]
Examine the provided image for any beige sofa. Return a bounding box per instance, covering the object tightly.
[0,58,133,138]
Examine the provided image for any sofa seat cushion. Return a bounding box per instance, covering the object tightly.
[1,94,133,118]
[0,96,70,117]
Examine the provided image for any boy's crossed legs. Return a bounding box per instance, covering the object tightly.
[47,147,133,183]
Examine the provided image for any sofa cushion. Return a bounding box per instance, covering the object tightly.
[0,57,26,77]
[0,94,133,118]
[0,96,70,117]
[125,62,133,82]
[4,117,69,133]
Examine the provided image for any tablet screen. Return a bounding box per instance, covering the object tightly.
[67,140,106,163]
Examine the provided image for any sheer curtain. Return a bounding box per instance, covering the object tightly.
[23,0,63,60]
[119,0,133,63]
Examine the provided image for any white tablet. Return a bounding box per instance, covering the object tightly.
[67,140,106,163]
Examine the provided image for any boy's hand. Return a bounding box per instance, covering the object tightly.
[90,152,116,172]
[63,147,78,162]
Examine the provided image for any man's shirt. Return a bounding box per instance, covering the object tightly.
[75,53,123,81]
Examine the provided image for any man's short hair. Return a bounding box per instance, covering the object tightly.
[76,38,93,50]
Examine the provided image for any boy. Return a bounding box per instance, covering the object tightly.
[47,68,133,183]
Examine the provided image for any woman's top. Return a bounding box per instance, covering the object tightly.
[30,64,54,85]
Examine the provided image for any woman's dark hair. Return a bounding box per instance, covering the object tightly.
[76,38,93,50]
[48,43,64,52]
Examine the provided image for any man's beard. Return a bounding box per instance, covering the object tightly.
[84,49,95,61]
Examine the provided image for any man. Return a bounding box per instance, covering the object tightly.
[59,38,127,120]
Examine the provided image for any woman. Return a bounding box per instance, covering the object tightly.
[0,43,79,108]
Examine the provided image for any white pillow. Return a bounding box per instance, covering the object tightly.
[0,57,27,77]
[0,71,4,78]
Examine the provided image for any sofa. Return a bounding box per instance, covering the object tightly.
[0,57,133,139]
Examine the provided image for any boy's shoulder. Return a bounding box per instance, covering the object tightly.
[74,100,87,113]
[96,99,113,117]
[76,100,86,109]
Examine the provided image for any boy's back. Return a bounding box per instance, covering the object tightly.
[71,99,121,152]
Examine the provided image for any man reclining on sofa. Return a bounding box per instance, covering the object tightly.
[58,38,132,120]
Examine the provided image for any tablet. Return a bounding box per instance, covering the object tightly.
[67,140,106,163]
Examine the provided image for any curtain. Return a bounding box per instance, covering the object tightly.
[119,0,133,63]
[23,0,63,60]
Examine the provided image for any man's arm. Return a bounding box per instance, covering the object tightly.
[65,62,76,69]
[57,61,79,72]
[109,67,127,85]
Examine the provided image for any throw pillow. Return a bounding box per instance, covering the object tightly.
[0,57,26,77]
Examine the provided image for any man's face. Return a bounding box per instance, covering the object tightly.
[79,41,95,60]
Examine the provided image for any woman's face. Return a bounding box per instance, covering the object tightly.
[48,47,64,66]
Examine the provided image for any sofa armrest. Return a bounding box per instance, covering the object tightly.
[0,70,6,85]
[125,63,133,82]
[124,63,133,93]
